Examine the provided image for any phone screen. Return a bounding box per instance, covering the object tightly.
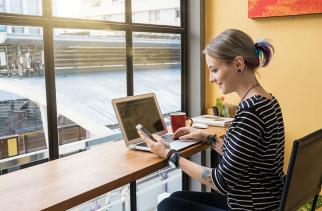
[136,124,157,142]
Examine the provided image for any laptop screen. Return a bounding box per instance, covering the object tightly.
[115,96,164,141]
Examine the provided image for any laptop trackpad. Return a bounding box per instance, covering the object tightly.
[169,140,197,151]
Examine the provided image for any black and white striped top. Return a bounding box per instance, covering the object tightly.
[211,95,285,210]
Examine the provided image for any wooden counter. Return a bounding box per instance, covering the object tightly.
[0,126,227,211]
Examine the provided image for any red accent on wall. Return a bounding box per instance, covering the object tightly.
[248,0,322,18]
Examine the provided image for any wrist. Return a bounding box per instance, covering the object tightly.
[202,131,211,142]
[165,149,175,160]
[206,135,217,146]
[168,151,180,168]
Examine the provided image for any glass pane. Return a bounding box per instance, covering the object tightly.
[132,0,180,26]
[1,0,42,16]
[68,168,181,211]
[0,25,47,171]
[68,185,131,211]
[53,29,126,155]
[133,32,181,115]
[52,0,125,22]
[0,0,5,12]
[137,167,182,211]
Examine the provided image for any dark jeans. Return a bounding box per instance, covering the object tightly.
[157,191,228,211]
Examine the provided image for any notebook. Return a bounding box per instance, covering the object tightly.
[192,115,234,127]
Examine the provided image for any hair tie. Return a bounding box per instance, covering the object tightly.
[255,48,260,57]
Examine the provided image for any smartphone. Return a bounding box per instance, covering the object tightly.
[136,124,157,142]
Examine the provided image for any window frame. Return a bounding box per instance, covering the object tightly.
[0,0,188,162]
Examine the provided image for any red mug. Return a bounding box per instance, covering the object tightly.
[170,112,193,133]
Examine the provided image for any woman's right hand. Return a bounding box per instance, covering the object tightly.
[173,126,210,142]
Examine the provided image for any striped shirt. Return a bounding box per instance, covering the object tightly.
[211,95,285,210]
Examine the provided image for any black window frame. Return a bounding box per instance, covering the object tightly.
[0,0,188,161]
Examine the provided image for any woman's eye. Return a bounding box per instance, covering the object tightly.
[210,68,218,73]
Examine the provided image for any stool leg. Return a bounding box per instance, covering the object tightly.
[310,194,319,211]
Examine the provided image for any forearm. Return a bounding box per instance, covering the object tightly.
[211,137,223,155]
[178,156,218,191]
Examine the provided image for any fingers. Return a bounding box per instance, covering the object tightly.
[137,131,153,147]
[179,133,194,140]
[178,131,201,141]
[173,127,189,139]
[152,134,168,146]
[152,134,162,142]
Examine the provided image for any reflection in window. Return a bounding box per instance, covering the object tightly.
[133,32,181,114]
[90,0,102,7]
[149,10,160,22]
[9,0,24,33]
[9,0,22,14]
[27,0,40,16]
[0,26,47,165]
[176,8,180,19]
[12,27,24,34]
[132,0,180,26]
[52,0,125,22]
[2,0,42,16]
[53,29,127,154]
[29,27,41,35]
[0,0,5,12]
[0,98,46,159]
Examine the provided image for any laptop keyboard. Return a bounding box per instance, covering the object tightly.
[136,142,147,147]
[161,133,174,142]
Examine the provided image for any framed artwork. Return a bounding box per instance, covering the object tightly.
[248,0,322,18]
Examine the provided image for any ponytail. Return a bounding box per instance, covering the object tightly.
[204,29,274,70]
[255,40,274,67]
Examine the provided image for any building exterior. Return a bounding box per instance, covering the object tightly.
[0,0,181,159]
[0,2,184,210]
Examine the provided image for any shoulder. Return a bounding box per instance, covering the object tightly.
[235,94,282,126]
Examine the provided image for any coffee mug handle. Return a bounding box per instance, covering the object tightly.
[185,117,193,126]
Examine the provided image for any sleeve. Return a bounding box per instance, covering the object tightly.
[211,109,264,193]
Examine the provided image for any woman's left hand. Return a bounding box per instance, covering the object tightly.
[137,131,171,159]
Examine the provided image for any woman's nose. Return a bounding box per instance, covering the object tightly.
[209,75,216,83]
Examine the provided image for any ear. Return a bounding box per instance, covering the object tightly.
[234,56,245,72]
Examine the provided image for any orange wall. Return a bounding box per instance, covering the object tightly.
[204,0,322,169]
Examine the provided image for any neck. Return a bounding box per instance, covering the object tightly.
[237,74,259,100]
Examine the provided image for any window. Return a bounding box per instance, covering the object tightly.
[53,29,126,151]
[0,0,185,169]
[9,0,22,14]
[29,27,41,35]
[176,8,180,19]
[0,25,47,172]
[0,0,5,12]
[52,0,125,22]
[27,0,41,16]
[133,0,180,26]
[90,0,102,7]
[112,0,124,5]
[149,10,160,22]
[0,0,187,208]
[133,32,181,113]
[3,0,41,16]
[9,0,24,33]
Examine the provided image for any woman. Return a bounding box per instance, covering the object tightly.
[139,29,285,211]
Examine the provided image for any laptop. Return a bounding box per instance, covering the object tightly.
[112,93,198,151]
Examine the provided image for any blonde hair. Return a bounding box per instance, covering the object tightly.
[204,29,274,69]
